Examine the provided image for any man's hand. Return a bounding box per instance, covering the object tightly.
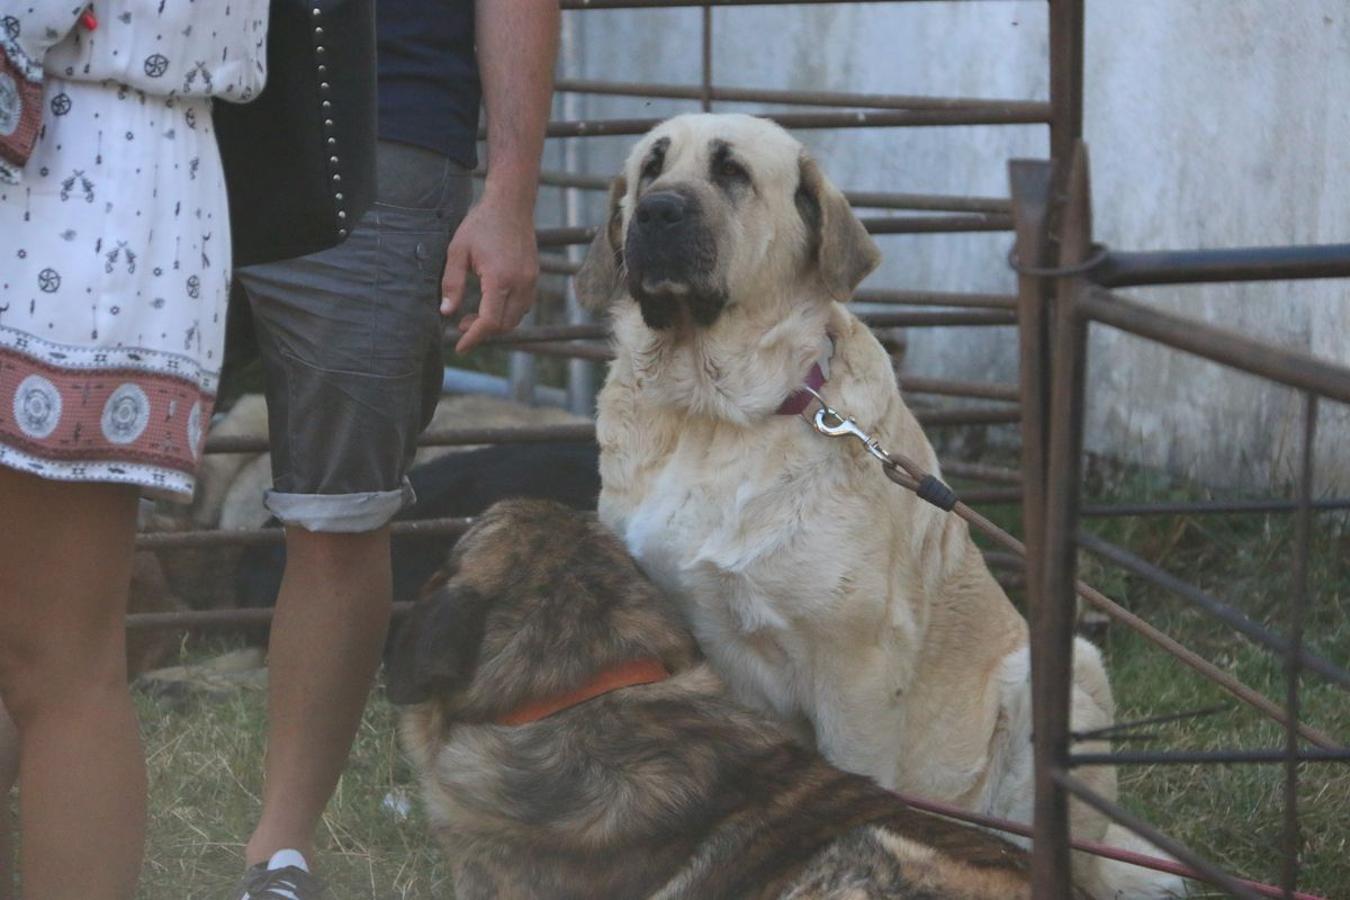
[441,190,539,354]
[445,0,559,355]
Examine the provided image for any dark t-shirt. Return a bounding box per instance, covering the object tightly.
[378,0,481,168]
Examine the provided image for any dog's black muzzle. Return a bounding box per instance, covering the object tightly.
[624,189,725,329]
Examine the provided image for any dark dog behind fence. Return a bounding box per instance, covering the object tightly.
[123,2,1349,895]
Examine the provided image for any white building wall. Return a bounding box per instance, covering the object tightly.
[554,2,1349,491]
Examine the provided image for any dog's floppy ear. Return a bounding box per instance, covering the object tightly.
[574,175,629,311]
[796,154,881,301]
[384,583,490,706]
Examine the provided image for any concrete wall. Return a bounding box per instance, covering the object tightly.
[548,2,1349,493]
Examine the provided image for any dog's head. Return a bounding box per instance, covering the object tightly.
[576,113,880,330]
[385,499,699,719]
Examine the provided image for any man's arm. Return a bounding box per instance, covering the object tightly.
[441,1,561,353]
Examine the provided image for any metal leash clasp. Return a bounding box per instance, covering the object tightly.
[801,386,893,466]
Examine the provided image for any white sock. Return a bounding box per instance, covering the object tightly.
[267,848,309,872]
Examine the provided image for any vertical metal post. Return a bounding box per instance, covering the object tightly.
[1048,0,1085,176]
[1032,143,1093,898]
[701,6,713,112]
[561,12,598,416]
[1282,393,1316,896]
[1008,159,1056,630]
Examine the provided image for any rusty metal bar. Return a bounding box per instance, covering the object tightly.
[900,376,1020,403]
[1048,0,1085,173]
[1069,748,1350,767]
[554,77,1050,120]
[911,407,1019,427]
[513,341,615,362]
[1078,288,1350,406]
[1077,533,1350,692]
[955,487,1022,505]
[559,0,1014,10]
[1081,497,1350,517]
[540,253,581,275]
[853,289,1017,309]
[856,309,1016,327]
[207,424,597,456]
[137,517,475,550]
[532,169,1013,214]
[1093,243,1350,287]
[445,311,1015,349]
[127,601,418,632]
[1029,143,1091,899]
[700,7,713,111]
[863,214,1013,234]
[535,106,1053,140]
[536,213,1013,246]
[1284,393,1316,896]
[935,461,1021,484]
[1054,771,1265,900]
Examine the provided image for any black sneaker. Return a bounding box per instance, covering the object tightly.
[234,859,327,900]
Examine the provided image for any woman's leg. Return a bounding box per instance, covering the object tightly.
[0,467,145,900]
[0,698,16,900]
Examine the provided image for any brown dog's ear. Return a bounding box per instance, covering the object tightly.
[384,584,490,706]
[796,155,881,301]
[574,175,629,311]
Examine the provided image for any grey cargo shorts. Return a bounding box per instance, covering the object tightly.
[235,140,471,533]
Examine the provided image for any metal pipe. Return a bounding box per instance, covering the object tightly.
[1284,394,1317,895]
[936,461,1022,484]
[1081,497,1350,517]
[439,369,571,407]
[560,0,1015,10]
[207,423,596,456]
[1029,144,1092,898]
[533,106,1054,140]
[1093,243,1350,287]
[1079,288,1350,406]
[536,213,1014,246]
[534,168,1013,214]
[1077,532,1350,692]
[554,77,1050,120]
[1054,771,1266,900]
[900,376,1020,403]
[138,516,475,550]
[915,407,1019,427]
[1069,748,1350,767]
[852,289,1018,309]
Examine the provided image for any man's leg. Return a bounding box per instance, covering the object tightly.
[244,527,392,865]
[234,140,471,878]
[0,469,144,900]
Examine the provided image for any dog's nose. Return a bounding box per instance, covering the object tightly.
[635,192,688,231]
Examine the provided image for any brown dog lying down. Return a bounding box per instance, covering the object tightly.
[386,500,1065,900]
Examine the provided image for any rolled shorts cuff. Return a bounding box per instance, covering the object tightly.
[263,480,417,533]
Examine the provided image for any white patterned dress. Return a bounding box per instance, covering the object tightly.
[0,0,267,498]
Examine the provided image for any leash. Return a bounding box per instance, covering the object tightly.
[794,386,1341,754]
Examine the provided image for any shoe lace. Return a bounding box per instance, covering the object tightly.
[242,864,321,900]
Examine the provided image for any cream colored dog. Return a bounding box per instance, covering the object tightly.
[576,113,1184,899]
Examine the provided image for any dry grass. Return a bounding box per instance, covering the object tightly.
[4,459,1346,898]
[131,677,451,899]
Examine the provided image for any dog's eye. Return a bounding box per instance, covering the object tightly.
[641,158,663,182]
[717,159,748,182]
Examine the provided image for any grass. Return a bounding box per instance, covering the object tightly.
[132,672,451,899]
[5,457,1347,898]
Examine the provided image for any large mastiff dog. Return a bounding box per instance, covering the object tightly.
[387,500,1044,899]
[576,113,1182,898]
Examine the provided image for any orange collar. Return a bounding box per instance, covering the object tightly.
[495,658,671,727]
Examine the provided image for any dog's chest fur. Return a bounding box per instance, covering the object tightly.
[598,386,892,725]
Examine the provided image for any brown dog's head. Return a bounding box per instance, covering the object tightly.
[385,500,699,719]
[575,113,880,331]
